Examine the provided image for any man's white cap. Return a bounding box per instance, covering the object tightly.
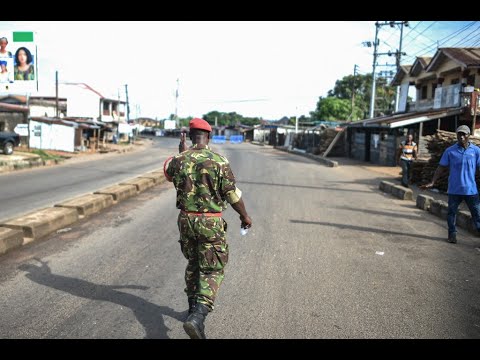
[456,125,470,135]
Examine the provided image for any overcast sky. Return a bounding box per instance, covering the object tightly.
[0,21,477,120]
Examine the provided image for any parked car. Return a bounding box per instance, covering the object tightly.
[0,131,20,155]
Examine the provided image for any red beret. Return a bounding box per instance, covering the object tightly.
[189,118,212,132]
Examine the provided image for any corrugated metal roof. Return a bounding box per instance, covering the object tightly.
[418,56,432,68]
[0,103,29,112]
[426,47,480,72]
[348,107,465,128]
[60,82,105,98]
[410,57,432,76]
[102,97,127,104]
[391,65,412,86]
[441,48,480,66]
[30,117,104,129]
[30,117,75,126]
[0,94,27,104]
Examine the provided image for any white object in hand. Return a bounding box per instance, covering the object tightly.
[240,227,249,236]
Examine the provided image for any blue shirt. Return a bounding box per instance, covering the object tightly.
[439,142,480,195]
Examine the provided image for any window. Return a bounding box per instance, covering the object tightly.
[431,83,437,99]
[451,78,459,85]
[102,102,110,116]
[421,86,428,100]
[0,121,5,131]
[467,74,475,86]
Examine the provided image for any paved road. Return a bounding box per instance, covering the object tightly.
[0,137,179,222]
[1,143,479,338]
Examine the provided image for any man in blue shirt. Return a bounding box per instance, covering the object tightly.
[422,125,480,243]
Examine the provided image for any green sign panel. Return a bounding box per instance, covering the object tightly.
[13,32,34,42]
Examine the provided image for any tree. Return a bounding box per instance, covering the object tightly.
[312,72,396,121]
[310,97,353,121]
[202,111,261,127]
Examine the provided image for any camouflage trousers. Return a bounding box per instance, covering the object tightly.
[177,212,229,311]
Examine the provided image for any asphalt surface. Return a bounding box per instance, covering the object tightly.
[0,142,480,338]
[0,137,179,222]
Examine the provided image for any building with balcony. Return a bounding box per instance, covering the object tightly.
[346,47,480,166]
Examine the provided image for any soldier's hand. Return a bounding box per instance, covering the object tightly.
[179,132,187,153]
[240,215,252,229]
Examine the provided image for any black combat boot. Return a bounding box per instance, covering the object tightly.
[188,298,196,314]
[183,303,210,339]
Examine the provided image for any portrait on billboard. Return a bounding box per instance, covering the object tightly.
[0,58,14,83]
[0,37,13,58]
[13,46,35,81]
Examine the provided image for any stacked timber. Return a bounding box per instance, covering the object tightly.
[411,130,480,192]
[312,128,345,157]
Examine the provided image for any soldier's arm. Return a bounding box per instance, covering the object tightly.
[220,162,252,228]
[164,156,175,182]
[231,198,252,229]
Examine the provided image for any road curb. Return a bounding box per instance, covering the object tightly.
[0,168,168,256]
[94,184,138,203]
[0,228,24,255]
[0,207,79,245]
[119,177,155,193]
[379,181,478,236]
[54,194,114,218]
[138,171,165,184]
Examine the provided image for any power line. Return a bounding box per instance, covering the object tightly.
[402,21,423,42]
[402,21,438,50]
[449,24,480,47]
[409,21,438,44]
[472,37,480,47]
[402,21,478,63]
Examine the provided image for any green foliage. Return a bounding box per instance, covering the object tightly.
[202,111,262,127]
[311,73,396,121]
[311,97,352,121]
[31,149,65,161]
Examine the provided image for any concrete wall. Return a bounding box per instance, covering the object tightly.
[30,104,59,118]
[29,120,75,152]
[351,130,365,161]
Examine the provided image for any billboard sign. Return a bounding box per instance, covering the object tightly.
[164,120,176,130]
[0,31,36,93]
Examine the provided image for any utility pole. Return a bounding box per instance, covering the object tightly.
[295,106,298,134]
[368,21,409,118]
[55,71,59,118]
[116,89,120,141]
[175,78,179,128]
[395,21,408,112]
[350,64,358,121]
[369,22,380,119]
[125,84,130,123]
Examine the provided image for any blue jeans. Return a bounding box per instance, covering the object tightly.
[447,194,480,234]
[400,159,412,187]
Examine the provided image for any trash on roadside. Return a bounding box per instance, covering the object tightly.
[56,228,72,233]
[375,251,385,256]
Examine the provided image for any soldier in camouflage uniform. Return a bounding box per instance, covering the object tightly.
[164,117,252,339]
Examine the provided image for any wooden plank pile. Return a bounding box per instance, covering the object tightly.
[312,128,345,156]
[411,130,480,192]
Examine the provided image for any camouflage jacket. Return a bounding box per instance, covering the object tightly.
[165,144,242,212]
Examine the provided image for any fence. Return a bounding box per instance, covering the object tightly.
[212,135,226,144]
[230,135,243,144]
